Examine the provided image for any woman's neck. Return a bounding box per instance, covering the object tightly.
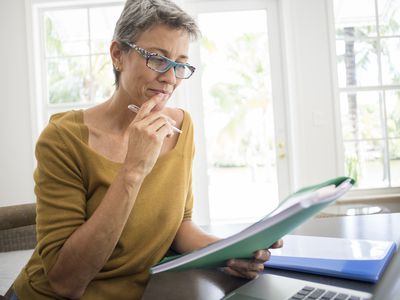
[86,90,137,135]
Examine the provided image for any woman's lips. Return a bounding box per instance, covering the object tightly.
[149,89,170,96]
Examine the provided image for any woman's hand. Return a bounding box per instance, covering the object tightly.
[123,94,175,179]
[222,239,284,279]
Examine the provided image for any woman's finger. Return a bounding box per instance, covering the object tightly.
[270,239,284,249]
[223,267,259,280]
[135,94,164,120]
[145,115,174,133]
[137,112,176,129]
[254,249,271,262]
[227,259,264,273]
[155,121,174,139]
[222,267,246,278]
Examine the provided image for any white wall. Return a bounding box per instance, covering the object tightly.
[0,0,35,206]
[281,0,340,190]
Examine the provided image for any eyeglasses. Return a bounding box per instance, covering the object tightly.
[123,41,196,79]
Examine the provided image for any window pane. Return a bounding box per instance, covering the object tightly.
[44,9,89,57]
[90,6,123,54]
[379,0,400,36]
[340,91,383,140]
[344,140,387,188]
[386,90,400,138]
[334,1,400,190]
[334,0,377,38]
[91,55,114,102]
[198,10,279,223]
[336,40,379,87]
[47,57,90,104]
[389,138,400,186]
[381,38,400,85]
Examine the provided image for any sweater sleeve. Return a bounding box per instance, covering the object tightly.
[34,122,87,275]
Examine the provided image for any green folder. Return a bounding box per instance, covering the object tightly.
[150,176,354,274]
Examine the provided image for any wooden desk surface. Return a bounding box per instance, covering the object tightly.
[142,213,400,300]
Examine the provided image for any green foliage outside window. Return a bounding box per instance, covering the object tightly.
[336,2,400,187]
[202,32,273,168]
[44,11,114,105]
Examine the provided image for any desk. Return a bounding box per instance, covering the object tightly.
[141,213,400,300]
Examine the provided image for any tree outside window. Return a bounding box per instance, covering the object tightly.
[334,0,400,188]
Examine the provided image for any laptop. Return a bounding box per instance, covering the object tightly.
[222,243,400,300]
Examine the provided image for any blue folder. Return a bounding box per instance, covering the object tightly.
[265,235,397,283]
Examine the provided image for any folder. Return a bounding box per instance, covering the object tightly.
[266,235,397,283]
[150,176,354,274]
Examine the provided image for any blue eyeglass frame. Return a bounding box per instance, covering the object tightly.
[122,41,196,79]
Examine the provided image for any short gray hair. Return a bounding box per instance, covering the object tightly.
[112,0,200,87]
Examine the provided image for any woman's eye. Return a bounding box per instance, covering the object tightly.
[148,56,170,70]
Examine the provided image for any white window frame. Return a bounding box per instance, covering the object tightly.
[327,0,400,200]
[25,0,124,147]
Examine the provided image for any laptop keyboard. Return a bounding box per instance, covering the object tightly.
[289,286,369,300]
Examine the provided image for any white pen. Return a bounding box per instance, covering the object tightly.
[127,104,183,134]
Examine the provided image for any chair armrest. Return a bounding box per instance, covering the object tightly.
[0,203,36,230]
[0,203,37,251]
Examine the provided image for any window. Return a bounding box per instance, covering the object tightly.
[333,0,400,189]
[32,1,123,132]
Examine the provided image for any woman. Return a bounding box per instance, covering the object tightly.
[12,0,282,299]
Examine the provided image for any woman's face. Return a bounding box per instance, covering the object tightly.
[118,24,190,111]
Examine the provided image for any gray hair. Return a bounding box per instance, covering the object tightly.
[112,0,200,87]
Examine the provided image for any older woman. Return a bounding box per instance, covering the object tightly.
[11,0,282,299]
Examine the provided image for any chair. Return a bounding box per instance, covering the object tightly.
[0,203,36,299]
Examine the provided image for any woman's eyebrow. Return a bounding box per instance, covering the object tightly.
[149,47,189,60]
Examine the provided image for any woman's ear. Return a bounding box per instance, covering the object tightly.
[110,40,124,71]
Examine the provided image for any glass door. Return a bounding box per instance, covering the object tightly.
[184,0,289,224]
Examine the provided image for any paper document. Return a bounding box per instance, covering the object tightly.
[150,176,354,274]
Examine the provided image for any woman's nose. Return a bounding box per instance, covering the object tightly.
[158,67,177,85]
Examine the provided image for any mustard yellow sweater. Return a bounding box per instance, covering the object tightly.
[13,110,194,300]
